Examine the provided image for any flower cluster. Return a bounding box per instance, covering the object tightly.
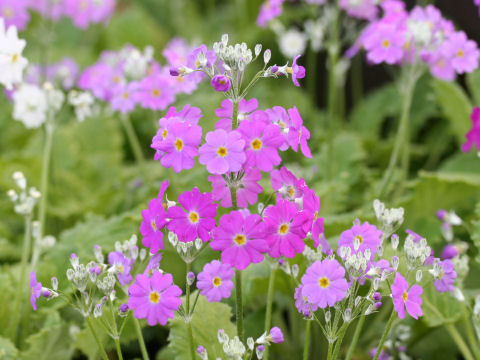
[0,0,115,31]
[25,57,79,91]
[0,18,27,90]
[463,107,480,154]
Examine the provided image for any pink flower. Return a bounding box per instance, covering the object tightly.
[0,0,30,30]
[294,284,318,317]
[290,55,305,87]
[286,107,312,158]
[257,0,284,28]
[434,260,457,293]
[428,53,456,81]
[144,253,163,276]
[110,82,138,113]
[140,182,169,254]
[443,31,479,74]
[211,210,268,270]
[301,188,328,251]
[271,166,306,202]
[238,119,283,172]
[128,272,182,326]
[151,120,202,173]
[215,98,259,131]
[301,259,349,308]
[197,260,234,302]
[198,129,246,175]
[108,251,133,286]
[211,75,231,92]
[30,271,42,310]
[264,200,309,258]
[167,188,218,242]
[269,327,284,343]
[462,107,480,152]
[340,0,378,20]
[64,0,115,29]
[441,244,459,260]
[391,272,423,319]
[137,73,175,111]
[338,220,382,260]
[208,167,263,208]
[364,23,406,65]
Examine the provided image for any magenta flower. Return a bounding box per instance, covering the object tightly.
[128,272,182,326]
[294,284,318,317]
[290,55,305,87]
[257,0,284,27]
[302,188,328,251]
[462,107,480,152]
[434,260,457,293]
[269,327,284,343]
[391,272,423,319]
[443,31,479,74]
[338,220,382,260]
[271,166,306,202]
[198,129,246,175]
[211,75,231,92]
[238,119,283,172]
[215,98,259,131]
[441,244,459,260]
[428,53,456,81]
[286,107,312,158]
[208,167,262,208]
[30,271,42,311]
[110,82,138,113]
[301,259,349,308]
[143,253,163,277]
[137,73,175,111]
[0,0,30,30]
[364,23,406,65]
[264,200,309,258]
[140,182,169,254]
[151,120,202,173]
[108,251,133,286]
[210,210,268,270]
[167,188,218,242]
[340,0,378,20]
[197,260,234,302]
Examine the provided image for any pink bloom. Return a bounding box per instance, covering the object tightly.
[434,259,457,293]
[78,62,117,101]
[30,271,42,310]
[198,129,246,175]
[167,188,218,242]
[286,107,312,158]
[215,98,259,131]
[301,259,349,308]
[140,182,169,254]
[443,31,479,74]
[137,73,175,111]
[108,251,133,286]
[302,188,328,251]
[110,82,138,113]
[364,23,406,65]
[462,107,480,152]
[257,0,284,28]
[128,272,182,326]
[441,244,459,260]
[391,272,423,319]
[144,253,163,276]
[340,0,378,20]
[294,284,318,317]
[428,52,456,81]
[269,327,284,343]
[64,0,115,29]
[271,166,306,202]
[211,210,268,270]
[238,119,283,172]
[208,167,263,208]
[211,75,231,92]
[0,0,30,30]
[264,200,309,258]
[290,55,305,87]
[197,260,234,302]
[338,220,382,260]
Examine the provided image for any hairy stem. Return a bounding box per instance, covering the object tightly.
[263,266,277,360]
[373,310,396,360]
[345,315,365,360]
[185,262,195,360]
[235,270,244,342]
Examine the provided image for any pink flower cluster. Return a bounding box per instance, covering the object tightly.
[463,107,480,153]
[25,57,79,90]
[353,0,479,80]
[0,0,115,31]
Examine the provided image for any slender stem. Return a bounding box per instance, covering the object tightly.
[120,115,146,169]
[133,318,149,360]
[345,315,365,360]
[115,338,124,360]
[85,317,109,360]
[327,340,334,360]
[10,216,32,343]
[235,270,244,342]
[185,262,195,360]
[373,310,396,360]
[303,320,312,360]
[446,324,475,360]
[39,123,54,237]
[332,322,350,360]
[463,309,480,358]
[307,49,317,105]
[263,266,277,360]
[232,100,239,130]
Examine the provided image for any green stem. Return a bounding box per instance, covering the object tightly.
[446,324,475,360]
[327,340,334,360]
[235,270,244,342]
[373,310,396,360]
[115,338,124,360]
[120,115,146,169]
[86,317,109,360]
[303,320,312,360]
[263,266,276,360]
[332,323,350,360]
[133,317,150,360]
[345,315,365,360]
[463,309,480,359]
[185,262,195,360]
[39,123,54,237]
[232,100,239,130]
[307,49,317,105]
[10,216,32,343]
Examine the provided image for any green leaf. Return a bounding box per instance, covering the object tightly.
[167,292,236,359]
[0,336,18,360]
[466,68,480,104]
[421,284,462,327]
[432,79,472,144]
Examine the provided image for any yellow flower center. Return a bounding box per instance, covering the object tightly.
[382,39,391,48]
[217,146,228,157]
[117,264,124,273]
[402,291,408,302]
[457,49,465,58]
[287,186,295,199]
[176,77,184,83]
[149,291,160,304]
[354,235,364,244]
[174,138,184,151]
[279,223,289,235]
[11,54,18,64]
[152,89,161,97]
[234,234,246,245]
[122,92,129,99]
[151,219,157,231]
[162,129,168,139]
[438,272,444,280]
[278,121,287,128]
[319,277,330,288]
[251,138,263,150]
[286,67,293,74]
[3,7,13,18]
[188,211,199,224]
[212,276,222,287]
[80,0,88,11]
[113,75,121,83]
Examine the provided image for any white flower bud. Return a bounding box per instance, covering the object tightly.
[325,311,331,323]
[247,337,254,350]
[263,49,271,64]
[139,248,147,261]
[195,238,203,250]
[255,44,262,57]
[343,308,352,322]
[415,269,422,282]
[292,264,299,278]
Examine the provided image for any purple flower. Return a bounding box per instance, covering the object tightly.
[215,98,259,131]
[144,253,163,277]
[294,284,318,317]
[208,167,263,208]
[110,82,138,113]
[286,107,312,158]
[137,73,175,111]
[269,327,284,343]
[443,31,479,74]
[301,259,349,308]
[434,259,457,293]
[338,220,382,260]
[197,260,234,302]
[211,75,231,92]
[64,0,115,29]
[128,272,182,326]
[462,107,480,152]
[363,23,406,65]
[290,55,305,87]
[257,0,284,28]
[271,166,306,202]
[391,272,423,319]
[264,200,309,258]
[30,271,42,311]
[140,182,169,254]
[340,0,378,20]
[369,348,393,360]
[198,129,246,175]
[211,210,268,270]
[441,244,459,260]
[108,251,133,286]
[120,304,129,313]
[167,188,218,242]
[0,0,30,31]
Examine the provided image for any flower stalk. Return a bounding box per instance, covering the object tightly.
[373,310,396,360]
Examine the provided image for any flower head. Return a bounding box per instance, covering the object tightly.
[294,284,318,317]
[30,271,42,310]
[108,251,133,286]
[215,98,258,131]
[197,260,234,302]
[364,23,406,65]
[0,19,28,90]
[338,220,382,260]
[391,272,423,319]
[140,182,169,254]
[433,259,457,293]
[290,55,305,87]
[211,75,231,92]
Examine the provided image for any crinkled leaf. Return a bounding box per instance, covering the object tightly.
[421,284,462,327]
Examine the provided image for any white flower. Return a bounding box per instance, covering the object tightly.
[278,28,308,58]
[0,19,28,90]
[44,82,65,112]
[13,84,47,129]
[304,19,324,52]
[123,46,154,80]
[68,90,94,122]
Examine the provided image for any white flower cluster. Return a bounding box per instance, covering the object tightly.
[217,329,246,360]
[7,171,40,216]
[340,246,370,279]
[122,45,154,80]
[115,234,139,259]
[373,199,404,239]
[213,34,258,72]
[168,231,203,263]
[68,90,95,122]
[0,19,28,90]
[404,235,431,270]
